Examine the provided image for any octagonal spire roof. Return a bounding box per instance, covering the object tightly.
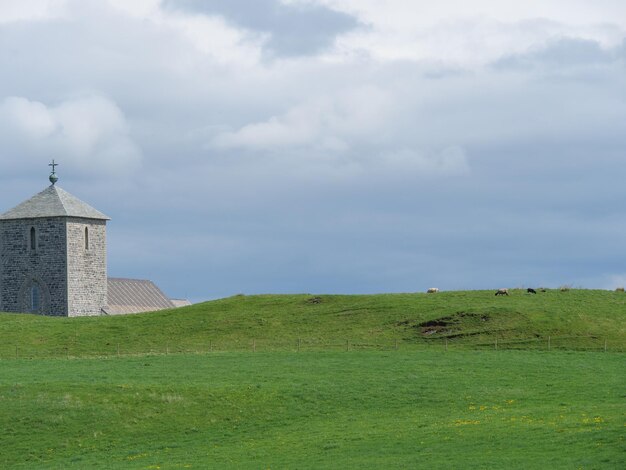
[0,185,110,220]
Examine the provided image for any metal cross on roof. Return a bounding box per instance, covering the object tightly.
[48,159,59,185]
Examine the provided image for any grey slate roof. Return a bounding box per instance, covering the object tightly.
[104,278,176,315]
[0,185,110,220]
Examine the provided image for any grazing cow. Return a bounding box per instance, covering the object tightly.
[427,287,439,294]
[527,288,537,294]
[495,288,509,296]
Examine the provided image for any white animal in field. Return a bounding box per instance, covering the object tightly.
[427,287,439,293]
[495,288,509,296]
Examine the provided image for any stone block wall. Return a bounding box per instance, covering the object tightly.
[66,218,107,316]
[0,218,68,315]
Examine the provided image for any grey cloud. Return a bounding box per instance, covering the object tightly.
[493,37,617,70]
[0,94,142,179]
[161,0,361,56]
[1,2,626,301]
[618,38,626,59]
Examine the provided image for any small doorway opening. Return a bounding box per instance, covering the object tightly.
[31,285,40,312]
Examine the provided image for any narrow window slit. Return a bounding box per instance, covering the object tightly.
[30,227,36,250]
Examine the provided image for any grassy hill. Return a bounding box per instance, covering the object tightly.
[1,289,625,357]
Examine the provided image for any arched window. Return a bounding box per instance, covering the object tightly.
[30,227,36,251]
[31,285,40,312]
[85,227,89,250]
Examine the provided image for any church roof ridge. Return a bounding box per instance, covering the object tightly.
[0,184,110,220]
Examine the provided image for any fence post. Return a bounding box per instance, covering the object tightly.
[495,338,498,350]
[548,336,551,351]
[253,339,256,352]
[166,342,169,355]
[210,340,213,353]
[346,339,349,352]
[15,345,18,359]
[604,339,607,352]
[445,338,448,351]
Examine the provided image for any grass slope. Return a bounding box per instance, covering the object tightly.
[0,351,623,469]
[0,289,625,357]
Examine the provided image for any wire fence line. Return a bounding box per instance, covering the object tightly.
[0,335,622,360]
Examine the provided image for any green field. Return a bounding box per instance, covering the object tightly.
[1,351,624,468]
[1,290,625,468]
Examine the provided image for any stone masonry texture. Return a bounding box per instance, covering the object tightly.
[0,217,107,316]
[66,218,107,316]
[0,217,68,315]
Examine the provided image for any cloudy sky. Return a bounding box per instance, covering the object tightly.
[1,0,625,301]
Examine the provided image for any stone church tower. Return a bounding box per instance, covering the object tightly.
[0,164,109,316]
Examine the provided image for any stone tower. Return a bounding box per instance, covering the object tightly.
[0,166,109,316]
